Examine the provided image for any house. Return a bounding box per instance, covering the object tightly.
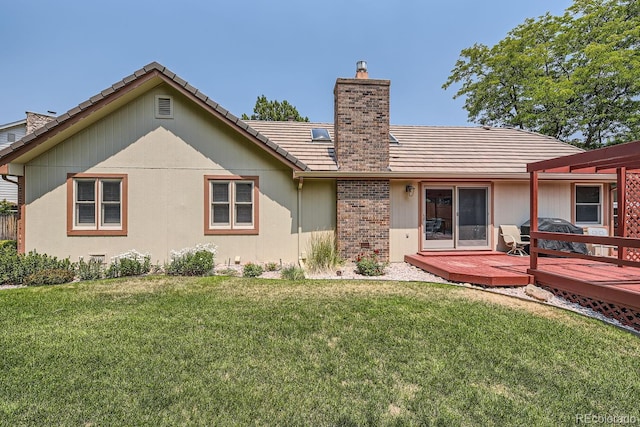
[0,61,613,265]
[0,113,54,204]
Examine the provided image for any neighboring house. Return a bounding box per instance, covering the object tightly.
[0,62,613,264]
[0,119,25,204]
[0,113,54,204]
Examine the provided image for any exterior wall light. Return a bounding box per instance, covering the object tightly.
[405,185,416,197]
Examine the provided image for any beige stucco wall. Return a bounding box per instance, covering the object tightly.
[493,181,572,251]
[390,180,420,262]
[24,84,325,265]
[391,180,578,258]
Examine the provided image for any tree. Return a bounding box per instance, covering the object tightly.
[0,199,16,214]
[443,0,640,148]
[241,95,309,122]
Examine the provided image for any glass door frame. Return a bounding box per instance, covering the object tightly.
[422,186,455,250]
[421,183,492,251]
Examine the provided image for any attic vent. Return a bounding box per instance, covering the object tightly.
[7,133,15,142]
[311,128,331,142]
[389,133,399,144]
[155,95,173,119]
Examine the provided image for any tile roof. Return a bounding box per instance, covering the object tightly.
[246,121,337,170]
[0,61,583,177]
[247,121,584,175]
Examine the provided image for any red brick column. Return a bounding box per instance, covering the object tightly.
[334,74,391,261]
[337,180,390,261]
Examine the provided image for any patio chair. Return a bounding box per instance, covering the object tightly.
[586,227,614,257]
[500,225,530,256]
[425,218,442,234]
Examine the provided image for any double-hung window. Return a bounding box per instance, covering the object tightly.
[575,184,602,225]
[205,176,258,234]
[67,174,128,235]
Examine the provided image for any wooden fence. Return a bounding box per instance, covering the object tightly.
[0,213,17,241]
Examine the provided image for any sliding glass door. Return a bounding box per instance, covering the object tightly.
[423,188,454,249]
[423,185,490,250]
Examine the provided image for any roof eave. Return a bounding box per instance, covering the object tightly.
[0,119,27,132]
[293,170,616,181]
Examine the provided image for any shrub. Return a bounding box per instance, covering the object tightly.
[0,199,16,214]
[77,257,105,281]
[23,269,75,286]
[0,240,17,251]
[306,231,342,272]
[242,263,263,278]
[355,250,386,276]
[281,265,305,280]
[106,250,151,278]
[166,243,217,276]
[0,248,74,286]
[265,261,280,272]
[0,244,19,285]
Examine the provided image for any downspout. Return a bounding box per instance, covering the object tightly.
[1,174,18,186]
[297,177,305,268]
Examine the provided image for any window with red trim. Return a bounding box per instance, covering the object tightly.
[67,174,127,236]
[205,176,258,235]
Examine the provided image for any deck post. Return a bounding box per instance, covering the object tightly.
[530,171,539,271]
[617,167,627,263]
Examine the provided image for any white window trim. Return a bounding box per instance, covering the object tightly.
[73,178,123,230]
[204,175,259,235]
[67,173,127,236]
[209,180,255,230]
[575,184,603,225]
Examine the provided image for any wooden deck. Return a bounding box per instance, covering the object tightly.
[405,251,535,287]
[405,251,640,314]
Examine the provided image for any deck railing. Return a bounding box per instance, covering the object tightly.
[529,231,640,269]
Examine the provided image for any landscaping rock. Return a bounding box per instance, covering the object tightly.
[524,284,554,302]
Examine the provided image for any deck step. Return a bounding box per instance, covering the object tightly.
[405,253,532,287]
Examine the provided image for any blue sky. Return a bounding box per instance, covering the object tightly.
[1,0,573,126]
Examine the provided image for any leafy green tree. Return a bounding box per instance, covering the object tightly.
[242,95,309,122]
[443,0,640,148]
[0,199,16,214]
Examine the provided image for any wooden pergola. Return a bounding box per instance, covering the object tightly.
[527,141,640,329]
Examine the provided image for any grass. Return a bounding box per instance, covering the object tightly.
[1,276,639,426]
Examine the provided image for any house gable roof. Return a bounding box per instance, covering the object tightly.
[0,119,27,132]
[1,62,588,179]
[0,62,309,171]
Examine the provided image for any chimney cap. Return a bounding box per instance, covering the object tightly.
[355,60,368,79]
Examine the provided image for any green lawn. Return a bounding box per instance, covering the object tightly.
[1,276,638,426]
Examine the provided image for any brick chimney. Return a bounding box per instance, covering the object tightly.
[26,111,55,135]
[334,60,390,171]
[334,61,391,261]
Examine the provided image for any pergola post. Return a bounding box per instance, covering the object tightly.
[617,167,627,263]
[529,171,539,271]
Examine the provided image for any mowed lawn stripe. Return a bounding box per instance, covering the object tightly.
[1,276,638,426]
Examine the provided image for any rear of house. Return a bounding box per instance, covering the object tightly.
[0,62,612,265]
